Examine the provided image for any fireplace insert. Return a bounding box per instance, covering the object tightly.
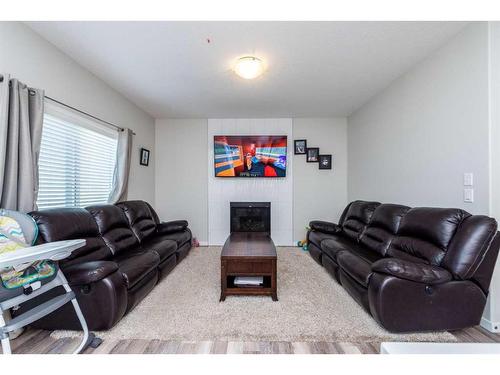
[230,202,270,234]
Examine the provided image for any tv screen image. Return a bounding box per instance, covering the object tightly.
[214,135,287,177]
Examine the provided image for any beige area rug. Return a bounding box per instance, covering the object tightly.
[52,247,456,343]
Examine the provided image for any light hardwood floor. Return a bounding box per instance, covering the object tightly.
[3,325,500,354]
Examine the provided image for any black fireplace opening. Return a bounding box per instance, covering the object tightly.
[230,202,271,234]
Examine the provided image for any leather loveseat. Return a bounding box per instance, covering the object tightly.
[307,200,500,332]
[13,200,191,331]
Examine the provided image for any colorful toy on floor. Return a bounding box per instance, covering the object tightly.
[297,226,310,251]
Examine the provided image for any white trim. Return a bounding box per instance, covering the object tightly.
[481,316,500,332]
[198,241,209,247]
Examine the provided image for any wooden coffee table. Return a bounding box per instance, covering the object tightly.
[220,232,278,301]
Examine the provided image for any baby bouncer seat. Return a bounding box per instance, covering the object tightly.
[0,209,99,354]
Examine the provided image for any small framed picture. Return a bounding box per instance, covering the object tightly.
[294,139,307,155]
[306,147,319,162]
[140,148,150,166]
[319,154,332,170]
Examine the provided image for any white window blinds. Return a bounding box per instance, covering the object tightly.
[37,103,118,210]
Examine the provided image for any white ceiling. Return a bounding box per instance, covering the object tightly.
[27,21,468,118]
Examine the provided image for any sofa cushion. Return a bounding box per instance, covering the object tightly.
[387,207,469,266]
[117,200,157,242]
[115,251,160,289]
[141,237,177,261]
[308,230,336,247]
[321,235,382,264]
[321,236,357,261]
[337,250,373,287]
[348,244,384,264]
[341,201,380,241]
[156,229,192,246]
[398,207,467,249]
[389,236,444,265]
[360,204,410,256]
[86,205,140,256]
[30,208,112,266]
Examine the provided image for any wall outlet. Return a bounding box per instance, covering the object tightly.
[464,188,474,203]
[463,172,474,186]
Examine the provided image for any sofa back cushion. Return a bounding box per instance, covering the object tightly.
[86,204,139,256]
[388,207,468,265]
[117,200,157,242]
[442,215,498,279]
[341,200,380,241]
[360,204,410,255]
[29,208,112,267]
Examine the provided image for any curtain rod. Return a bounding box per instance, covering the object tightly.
[0,75,136,135]
[44,95,136,135]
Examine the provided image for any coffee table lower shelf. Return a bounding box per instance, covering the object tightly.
[220,261,278,302]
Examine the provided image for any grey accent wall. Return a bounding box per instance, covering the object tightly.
[293,118,348,242]
[347,22,490,214]
[155,119,208,243]
[0,22,156,204]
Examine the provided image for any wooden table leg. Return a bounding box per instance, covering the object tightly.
[271,258,278,301]
[220,259,227,302]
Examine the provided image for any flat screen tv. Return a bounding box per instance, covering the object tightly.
[214,135,287,177]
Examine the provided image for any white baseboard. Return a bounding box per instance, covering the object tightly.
[198,241,209,247]
[480,316,500,332]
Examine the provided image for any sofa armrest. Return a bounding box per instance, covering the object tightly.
[157,220,189,234]
[372,258,452,285]
[63,261,119,285]
[309,220,341,234]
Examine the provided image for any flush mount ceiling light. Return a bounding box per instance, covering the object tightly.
[233,56,265,80]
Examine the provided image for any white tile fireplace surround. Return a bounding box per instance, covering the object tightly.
[207,119,293,246]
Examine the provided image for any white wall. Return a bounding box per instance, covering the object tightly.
[155,117,348,245]
[155,119,208,243]
[348,22,490,214]
[0,22,156,203]
[293,118,348,242]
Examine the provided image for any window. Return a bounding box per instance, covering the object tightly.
[37,102,118,210]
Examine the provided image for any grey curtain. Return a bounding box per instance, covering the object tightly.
[0,74,44,212]
[109,128,133,203]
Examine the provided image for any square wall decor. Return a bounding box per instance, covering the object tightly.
[294,139,307,155]
[306,147,319,162]
[319,154,332,170]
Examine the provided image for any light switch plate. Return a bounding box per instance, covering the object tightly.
[464,188,474,203]
[464,173,474,186]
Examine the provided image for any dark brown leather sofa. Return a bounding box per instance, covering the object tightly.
[308,200,500,332]
[13,200,191,331]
